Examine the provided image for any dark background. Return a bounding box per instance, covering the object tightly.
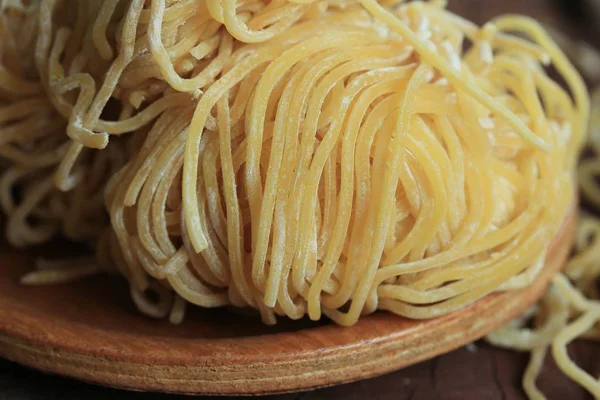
[2,1,599,399]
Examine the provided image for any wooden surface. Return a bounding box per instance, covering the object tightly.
[0,206,575,396]
[1,340,598,400]
[0,1,597,400]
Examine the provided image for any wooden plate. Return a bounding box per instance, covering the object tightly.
[0,207,576,396]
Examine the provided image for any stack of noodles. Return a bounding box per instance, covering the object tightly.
[0,0,598,397]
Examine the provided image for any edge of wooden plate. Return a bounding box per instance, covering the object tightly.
[0,205,577,396]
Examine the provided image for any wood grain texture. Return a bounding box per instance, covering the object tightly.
[0,207,576,396]
[2,339,599,400]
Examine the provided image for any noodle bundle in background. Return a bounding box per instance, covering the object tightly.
[0,0,599,398]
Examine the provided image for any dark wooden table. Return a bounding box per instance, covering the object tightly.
[2,1,598,399]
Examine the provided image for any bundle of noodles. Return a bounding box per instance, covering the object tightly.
[0,1,124,249]
[2,1,588,324]
[486,86,600,399]
[0,0,138,284]
[112,0,586,326]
